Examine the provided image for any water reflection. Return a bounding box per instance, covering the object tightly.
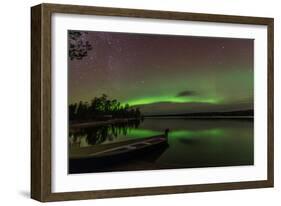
[70,119,230,148]
[69,118,254,170]
[69,119,142,147]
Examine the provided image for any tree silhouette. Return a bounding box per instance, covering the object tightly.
[69,95,142,122]
[68,31,93,60]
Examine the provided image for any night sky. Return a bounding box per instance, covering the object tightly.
[68,31,253,115]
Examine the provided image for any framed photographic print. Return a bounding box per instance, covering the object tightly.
[31,3,274,202]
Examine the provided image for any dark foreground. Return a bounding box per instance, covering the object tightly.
[69,135,168,173]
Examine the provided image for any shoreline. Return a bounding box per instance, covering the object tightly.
[145,116,254,119]
[70,116,253,129]
[70,118,140,129]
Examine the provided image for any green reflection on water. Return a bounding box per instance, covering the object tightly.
[169,129,224,138]
[125,128,162,138]
[125,128,224,139]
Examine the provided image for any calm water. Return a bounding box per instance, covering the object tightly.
[69,118,253,172]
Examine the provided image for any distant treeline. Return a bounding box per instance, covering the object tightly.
[69,94,141,122]
[145,110,254,118]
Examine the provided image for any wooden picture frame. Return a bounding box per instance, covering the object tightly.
[31,3,274,202]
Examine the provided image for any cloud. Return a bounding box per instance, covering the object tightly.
[177,90,197,97]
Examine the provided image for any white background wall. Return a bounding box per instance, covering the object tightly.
[0,0,279,205]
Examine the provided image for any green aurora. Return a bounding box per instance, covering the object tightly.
[122,95,220,107]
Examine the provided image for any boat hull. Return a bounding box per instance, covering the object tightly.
[69,137,168,173]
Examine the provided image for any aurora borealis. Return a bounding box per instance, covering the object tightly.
[68,30,254,115]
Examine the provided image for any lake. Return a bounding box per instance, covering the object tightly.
[69,118,254,173]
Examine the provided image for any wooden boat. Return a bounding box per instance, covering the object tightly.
[69,131,169,173]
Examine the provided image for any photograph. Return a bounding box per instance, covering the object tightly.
[68,30,254,174]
